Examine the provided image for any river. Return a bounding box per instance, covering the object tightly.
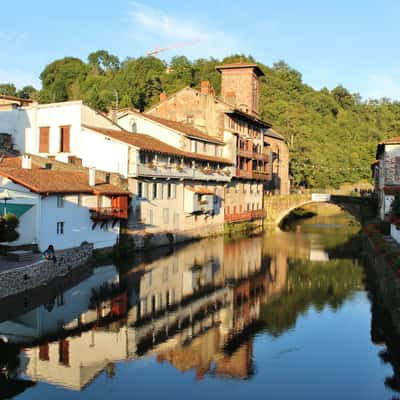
[0,208,398,399]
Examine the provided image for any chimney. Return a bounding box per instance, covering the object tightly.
[21,155,32,169]
[89,167,96,187]
[159,91,167,102]
[201,80,212,95]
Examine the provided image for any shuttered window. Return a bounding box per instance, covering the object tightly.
[39,127,50,153]
[60,126,70,153]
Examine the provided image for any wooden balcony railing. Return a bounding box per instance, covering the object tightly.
[236,168,270,180]
[252,171,270,181]
[224,211,252,223]
[251,209,267,219]
[237,148,254,158]
[236,168,253,179]
[90,207,128,220]
[225,209,266,223]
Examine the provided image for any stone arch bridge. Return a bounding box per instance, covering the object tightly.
[264,193,377,228]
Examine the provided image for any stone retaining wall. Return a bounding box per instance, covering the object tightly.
[125,223,224,250]
[0,243,93,300]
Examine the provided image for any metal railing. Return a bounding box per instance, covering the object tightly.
[136,164,230,182]
[90,207,128,220]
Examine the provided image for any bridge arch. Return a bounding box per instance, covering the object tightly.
[264,194,373,228]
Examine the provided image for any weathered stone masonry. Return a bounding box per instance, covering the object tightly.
[0,243,93,300]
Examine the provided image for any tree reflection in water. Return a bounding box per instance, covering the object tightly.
[0,209,399,399]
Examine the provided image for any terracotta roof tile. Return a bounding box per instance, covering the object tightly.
[0,168,128,195]
[142,114,225,144]
[380,137,400,145]
[83,125,232,165]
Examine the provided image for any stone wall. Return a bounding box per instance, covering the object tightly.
[0,243,93,300]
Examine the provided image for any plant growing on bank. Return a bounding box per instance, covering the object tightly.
[0,213,19,243]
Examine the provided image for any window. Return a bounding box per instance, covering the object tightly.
[163,266,168,282]
[191,140,197,152]
[140,152,146,164]
[152,183,157,199]
[163,208,169,224]
[58,340,69,366]
[142,297,148,315]
[396,157,400,181]
[60,126,70,153]
[157,183,163,200]
[173,212,179,228]
[138,182,143,198]
[168,183,176,199]
[39,127,50,153]
[39,344,50,361]
[57,195,64,208]
[143,182,148,198]
[147,209,153,225]
[56,221,64,235]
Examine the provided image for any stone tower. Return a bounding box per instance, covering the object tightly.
[216,62,264,116]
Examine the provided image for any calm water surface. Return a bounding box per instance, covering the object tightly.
[0,210,398,399]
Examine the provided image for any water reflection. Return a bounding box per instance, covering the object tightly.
[0,209,396,399]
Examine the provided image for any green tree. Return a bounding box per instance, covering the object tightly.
[0,83,17,96]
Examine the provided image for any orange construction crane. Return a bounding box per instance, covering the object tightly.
[147,40,199,57]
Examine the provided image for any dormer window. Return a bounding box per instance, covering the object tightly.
[186,115,194,125]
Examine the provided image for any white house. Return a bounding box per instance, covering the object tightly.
[0,156,129,251]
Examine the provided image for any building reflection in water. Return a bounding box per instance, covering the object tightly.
[0,235,285,392]
[0,225,368,395]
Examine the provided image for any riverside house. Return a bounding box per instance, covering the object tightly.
[0,155,129,251]
[374,137,400,243]
[0,101,232,240]
[143,62,290,226]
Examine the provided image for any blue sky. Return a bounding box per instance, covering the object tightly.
[1,0,400,100]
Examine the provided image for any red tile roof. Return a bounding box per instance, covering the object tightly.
[142,114,225,144]
[0,168,129,195]
[379,137,400,145]
[83,125,232,165]
[0,94,33,104]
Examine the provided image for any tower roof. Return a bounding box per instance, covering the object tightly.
[215,62,264,76]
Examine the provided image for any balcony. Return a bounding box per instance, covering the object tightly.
[235,168,253,179]
[237,148,254,158]
[90,207,128,221]
[253,152,270,162]
[224,212,252,223]
[224,209,266,223]
[251,209,267,219]
[252,171,270,181]
[136,164,230,182]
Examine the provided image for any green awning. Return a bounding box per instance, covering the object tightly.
[0,204,34,217]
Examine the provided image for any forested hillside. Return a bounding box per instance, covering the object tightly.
[2,51,400,188]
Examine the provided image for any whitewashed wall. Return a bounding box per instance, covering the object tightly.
[118,113,182,149]
[0,178,38,246]
[79,128,129,176]
[37,195,120,251]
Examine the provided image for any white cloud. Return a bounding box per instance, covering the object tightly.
[129,2,242,59]
[364,73,400,101]
[0,68,40,89]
